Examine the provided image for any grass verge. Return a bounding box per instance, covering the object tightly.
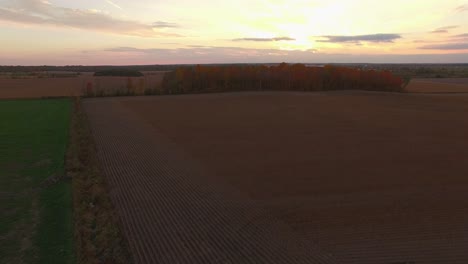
[66,97,133,264]
[0,98,73,264]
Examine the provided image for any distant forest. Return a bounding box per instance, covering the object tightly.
[161,63,404,93]
[1,63,468,79]
[94,69,144,77]
[0,65,178,73]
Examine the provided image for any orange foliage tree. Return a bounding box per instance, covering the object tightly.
[162,63,404,94]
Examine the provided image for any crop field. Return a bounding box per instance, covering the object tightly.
[84,91,468,264]
[0,99,73,264]
[406,78,468,93]
[0,71,165,99]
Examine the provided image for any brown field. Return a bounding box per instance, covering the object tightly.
[3,73,468,99]
[0,71,165,99]
[85,92,468,263]
[406,78,468,93]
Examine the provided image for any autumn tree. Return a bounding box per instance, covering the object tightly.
[161,64,404,94]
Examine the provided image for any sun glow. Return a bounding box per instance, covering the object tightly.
[271,2,354,51]
[281,35,315,51]
[272,24,311,50]
[1,0,467,64]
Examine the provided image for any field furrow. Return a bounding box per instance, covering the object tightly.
[83,98,336,264]
[84,91,468,264]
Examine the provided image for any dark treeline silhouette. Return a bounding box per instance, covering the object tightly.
[162,63,404,94]
[0,65,178,73]
[94,69,143,77]
[0,64,275,73]
[2,64,467,79]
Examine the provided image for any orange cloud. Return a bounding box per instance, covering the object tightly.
[0,0,182,37]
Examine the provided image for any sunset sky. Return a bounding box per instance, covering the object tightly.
[1,0,468,65]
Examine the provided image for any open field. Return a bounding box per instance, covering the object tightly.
[0,99,73,264]
[406,78,468,93]
[84,96,336,263]
[2,68,468,99]
[0,72,165,99]
[84,91,468,263]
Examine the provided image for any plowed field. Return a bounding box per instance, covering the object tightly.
[0,72,165,99]
[406,78,468,93]
[85,91,468,263]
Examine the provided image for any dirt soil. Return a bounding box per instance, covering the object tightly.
[0,78,83,98]
[0,72,164,99]
[84,96,336,264]
[86,91,468,263]
[406,78,468,93]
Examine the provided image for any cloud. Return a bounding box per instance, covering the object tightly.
[75,46,468,65]
[455,5,468,12]
[232,37,295,42]
[317,34,401,43]
[0,0,181,37]
[152,21,180,28]
[106,47,148,52]
[102,46,320,63]
[6,46,468,65]
[413,39,432,43]
[104,0,122,10]
[430,25,458,34]
[419,43,468,50]
[107,45,318,53]
[452,33,468,38]
[431,29,449,34]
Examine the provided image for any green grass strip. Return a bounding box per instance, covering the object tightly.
[0,99,74,264]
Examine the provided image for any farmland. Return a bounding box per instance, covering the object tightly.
[84,91,468,263]
[0,99,73,264]
[3,64,468,99]
[3,0,468,262]
[0,71,165,99]
[2,64,468,263]
[406,78,468,93]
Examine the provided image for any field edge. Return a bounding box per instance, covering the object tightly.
[66,97,133,264]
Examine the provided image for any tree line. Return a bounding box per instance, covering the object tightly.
[0,65,177,73]
[94,69,143,77]
[161,63,404,94]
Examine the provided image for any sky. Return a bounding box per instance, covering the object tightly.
[0,0,468,65]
